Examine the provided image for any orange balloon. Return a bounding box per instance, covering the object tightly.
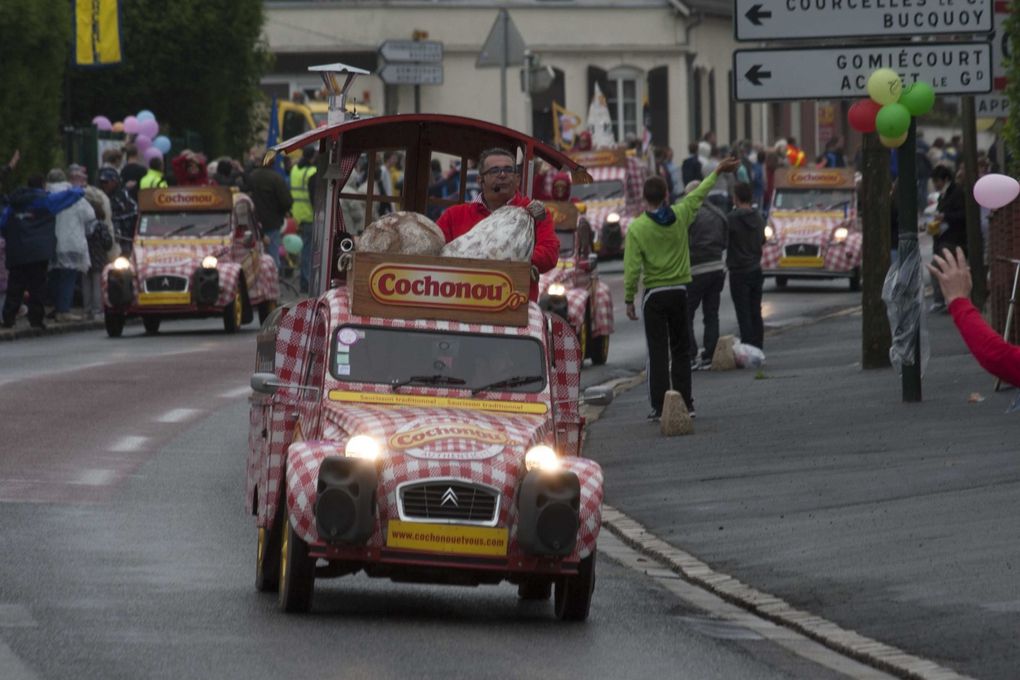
[112,121,125,133]
[879,131,908,148]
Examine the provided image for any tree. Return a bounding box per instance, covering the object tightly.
[0,3,72,184]
[67,0,271,159]
[1006,0,1020,176]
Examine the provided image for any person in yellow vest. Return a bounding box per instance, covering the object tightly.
[289,146,317,293]
[139,156,169,189]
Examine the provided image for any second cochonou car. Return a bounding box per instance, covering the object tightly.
[102,186,279,337]
[567,148,646,258]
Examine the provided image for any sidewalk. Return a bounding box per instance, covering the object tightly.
[0,310,107,341]
[586,306,1018,680]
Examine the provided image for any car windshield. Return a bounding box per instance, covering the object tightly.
[332,325,547,394]
[138,212,232,237]
[772,189,854,213]
[556,231,575,258]
[571,180,625,201]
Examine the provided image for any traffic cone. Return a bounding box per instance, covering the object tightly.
[660,390,693,436]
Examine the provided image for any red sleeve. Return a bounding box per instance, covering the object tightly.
[531,212,559,274]
[435,208,455,242]
[948,298,1020,386]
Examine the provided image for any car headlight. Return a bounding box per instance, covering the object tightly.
[606,212,621,225]
[345,435,382,461]
[764,225,775,241]
[547,283,566,297]
[833,227,849,243]
[113,256,131,271]
[525,444,561,472]
[201,255,218,269]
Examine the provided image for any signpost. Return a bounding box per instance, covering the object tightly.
[975,1,1011,117]
[734,42,993,102]
[378,38,445,113]
[477,9,526,126]
[378,63,443,86]
[735,0,993,41]
[379,40,443,64]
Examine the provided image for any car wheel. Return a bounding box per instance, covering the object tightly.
[554,550,596,622]
[775,276,789,289]
[588,331,609,366]
[258,299,277,326]
[142,317,161,335]
[104,312,125,338]
[223,295,242,334]
[256,498,284,593]
[240,280,254,325]
[577,314,589,361]
[278,503,315,613]
[517,580,552,601]
[849,268,861,292]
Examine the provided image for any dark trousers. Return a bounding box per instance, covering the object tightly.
[687,269,726,362]
[2,261,48,327]
[643,287,692,413]
[729,268,764,349]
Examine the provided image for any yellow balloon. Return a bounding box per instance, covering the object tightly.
[867,68,903,106]
[879,131,908,148]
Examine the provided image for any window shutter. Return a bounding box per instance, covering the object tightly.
[647,66,669,148]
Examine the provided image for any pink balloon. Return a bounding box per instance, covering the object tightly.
[92,115,112,131]
[973,173,1020,210]
[138,118,159,139]
[143,146,163,162]
[134,134,153,152]
[123,115,140,134]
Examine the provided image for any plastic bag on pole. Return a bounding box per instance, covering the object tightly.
[881,238,929,376]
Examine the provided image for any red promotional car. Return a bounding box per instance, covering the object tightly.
[246,77,610,621]
[102,186,279,336]
[566,148,646,257]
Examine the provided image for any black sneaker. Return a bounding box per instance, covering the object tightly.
[646,410,661,422]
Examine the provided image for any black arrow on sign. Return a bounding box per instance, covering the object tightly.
[745,4,773,26]
[745,64,772,86]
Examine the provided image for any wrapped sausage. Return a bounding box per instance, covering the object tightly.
[441,206,534,262]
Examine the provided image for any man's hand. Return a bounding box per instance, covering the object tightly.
[526,199,547,221]
[716,157,742,174]
[926,247,972,305]
[626,302,638,321]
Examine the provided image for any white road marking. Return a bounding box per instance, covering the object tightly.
[0,637,38,679]
[155,408,201,423]
[218,386,251,399]
[73,469,117,486]
[109,436,147,453]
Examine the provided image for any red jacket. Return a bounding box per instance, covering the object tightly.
[436,192,559,301]
[949,298,1020,386]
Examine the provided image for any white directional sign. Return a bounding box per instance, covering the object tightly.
[378,40,443,63]
[735,0,994,41]
[734,42,993,102]
[379,62,444,86]
[975,1,1010,118]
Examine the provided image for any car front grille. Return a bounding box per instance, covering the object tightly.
[145,275,189,293]
[398,481,499,525]
[784,244,819,258]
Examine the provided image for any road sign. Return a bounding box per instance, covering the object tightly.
[378,62,443,86]
[477,10,526,67]
[734,42,993,102]
[735,0,994,41]
[975,1,1010,117]
[378,40,443,63]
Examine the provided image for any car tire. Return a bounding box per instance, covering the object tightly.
[104,312,125,338]
[256,497,284,593]
[775,276,789,290]
[278,504,315,613]
[849,268,861,292]
[554,550,596,622]
[517,580,552,601]
[577,313,589,362]
[588,331,609,366]
[258,299,277,326]
[142,317,161,335]
[223,295,242,334]
[240,279,254,325]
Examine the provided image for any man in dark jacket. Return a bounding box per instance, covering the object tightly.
[1,177,84,328]
[727,182,766,350]
[98,167,138,257]
[930,165,966,312]
[247,164,293,269]
[684,180,728,368]
[681,142,703,187]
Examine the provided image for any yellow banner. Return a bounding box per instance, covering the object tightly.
[138,292,191,306]
[779,256,825,268]
[75,0,122,67]
[387,520,508,557]
[328,390,548,415]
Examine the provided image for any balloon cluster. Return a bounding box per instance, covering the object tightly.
[92,110,172,162]
[847,69,935,149]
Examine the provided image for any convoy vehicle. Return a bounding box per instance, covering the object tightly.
[762,167,862,291]
[247,65,610,620]
[102,186,279,336]
[538,200,614,365]
[566,148,646,257]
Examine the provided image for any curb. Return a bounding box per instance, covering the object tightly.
[0,319,106,341]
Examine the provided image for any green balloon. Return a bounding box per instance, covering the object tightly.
[875,103,911,138]
[899,81,935,116]
[283,233,303,255]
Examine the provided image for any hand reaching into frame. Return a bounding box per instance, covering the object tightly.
[926,247,971,305]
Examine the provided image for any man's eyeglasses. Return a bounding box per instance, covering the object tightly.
[482,165,517,177]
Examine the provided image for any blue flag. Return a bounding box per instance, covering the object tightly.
[266,96,287,177]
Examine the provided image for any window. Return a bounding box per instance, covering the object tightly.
[338,151,404,234]
[606,66,643,143]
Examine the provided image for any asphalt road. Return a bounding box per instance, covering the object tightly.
[0,306,870,679]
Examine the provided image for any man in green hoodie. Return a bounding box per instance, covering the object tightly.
[624,156,740,420]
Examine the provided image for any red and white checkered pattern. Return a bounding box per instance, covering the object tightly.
[549,313,583,457]
[273,299,318,385]
[560,456,603,559]
[247,254,280,306]
[285,440,343,543]
[760,213,862,273]
[593,280,614,337]
[563,288,589,330]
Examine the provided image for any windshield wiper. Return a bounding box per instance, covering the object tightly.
[470,375,543,395]
[163,223,196,237]
[197,222,230,236]
[391,375,466,392]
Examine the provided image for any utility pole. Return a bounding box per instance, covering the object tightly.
[897,119,922,402]
[861,132,891,369]
[961,95,987,308]
[500,8,508,126]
